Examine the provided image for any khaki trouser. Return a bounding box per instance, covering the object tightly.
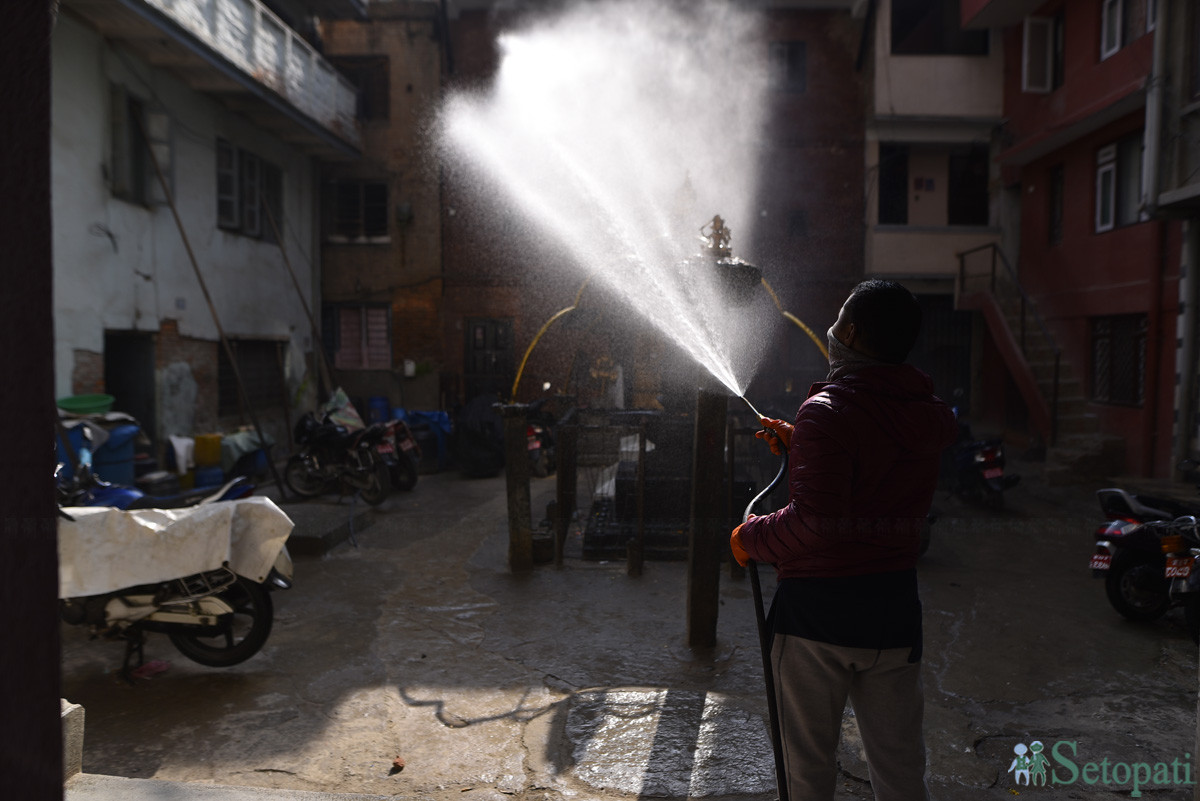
[771,634,930,801]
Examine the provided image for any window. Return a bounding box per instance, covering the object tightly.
[327,181,390,242]
[1103,0,1151,60]
[891,0,988,56]
[216,139,283,241]
[217,339,286,418]
[878,143,909,225]
[1023,15,1064,93]
[324,304,392,370]
[1048,164,1065,245]
[1096,146,1116,232]
[1095,134,1144,232]
[768,42,806,94]
[946,144,990,226]
[111,84,171,205]
[329,56,390,121]
[1115,134,1144,226]
[1101,0,1123,59]
[1091,314,1147,405]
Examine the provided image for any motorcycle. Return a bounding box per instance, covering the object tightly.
[943,411,1020,510]
[526,398,557,478]
[378,418,421,492]
[284,411,392,505]
[1091,515,1200,642]
[56,463,294,675]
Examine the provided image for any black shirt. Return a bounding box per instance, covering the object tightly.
[768,568,923,662]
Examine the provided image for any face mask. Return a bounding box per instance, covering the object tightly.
[826,326,885,380]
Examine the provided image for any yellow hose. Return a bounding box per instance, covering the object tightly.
[511,274,827,401]
[511,276,594,401]
[761,278,829,360]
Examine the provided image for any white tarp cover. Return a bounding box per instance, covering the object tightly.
[58,497,294,599]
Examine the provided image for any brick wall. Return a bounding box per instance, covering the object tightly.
[71,349,104,395]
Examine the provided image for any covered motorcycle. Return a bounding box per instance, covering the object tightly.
[58,497,293,672]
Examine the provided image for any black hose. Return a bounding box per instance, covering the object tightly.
[743,451,789,801]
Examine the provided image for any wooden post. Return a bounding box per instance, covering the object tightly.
[627,421,647,577]
[261,200,335,400]
[728,422,745,580]
[1,3,62,795]
[688,389,727,648]
[554,423,578,566]
[501,404,533,572]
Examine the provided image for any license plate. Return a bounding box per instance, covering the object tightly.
[1166,557,1193,579]
[377,443,395,454]
[983,467,1003,479]
[527,441,541,451]
[1090,553,1112,571]
[399,439,414,451]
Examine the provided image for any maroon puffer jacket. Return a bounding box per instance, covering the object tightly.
[739,364,958,579]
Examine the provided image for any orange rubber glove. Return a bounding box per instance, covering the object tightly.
[730,521,752,567]
[754,418,794,456]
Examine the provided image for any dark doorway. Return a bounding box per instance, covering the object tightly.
[908,294,973,410]
[104,330,156,444]
[464,318,514,399]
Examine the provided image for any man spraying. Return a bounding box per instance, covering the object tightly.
[731,279,958,801]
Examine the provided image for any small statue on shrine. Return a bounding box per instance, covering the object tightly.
[701,214,732,256]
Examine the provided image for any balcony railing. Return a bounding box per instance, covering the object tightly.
[146,0,359,147]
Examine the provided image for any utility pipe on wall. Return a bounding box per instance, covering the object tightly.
[1174,222,1199,475]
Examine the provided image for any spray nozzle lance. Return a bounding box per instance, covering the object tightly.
[738,394,765,423]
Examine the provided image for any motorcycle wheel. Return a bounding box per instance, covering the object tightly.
[530,450,549,478]
[984,486,1005,511]
[168,577,273,667]
[1186,595,1200,645]
[1105,553,1170,622]
[284,454,324,498]
[358,463,391,506]
[390,456,418,492]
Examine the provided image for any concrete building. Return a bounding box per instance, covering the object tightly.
[1153,0,1200,472]
[863,0,1005,409]
[962,0,1184,477]
[53,0,362,457]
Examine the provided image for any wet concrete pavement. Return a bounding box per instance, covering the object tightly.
[61,462,1200,800]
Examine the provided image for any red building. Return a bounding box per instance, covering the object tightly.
[963,0,1183,478]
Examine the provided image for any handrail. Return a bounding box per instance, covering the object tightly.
[957,242,1061,446]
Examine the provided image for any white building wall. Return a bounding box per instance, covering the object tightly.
[873,0,1005,120]
[51,14,318,400]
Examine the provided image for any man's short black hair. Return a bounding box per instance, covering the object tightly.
[843,279,922,364]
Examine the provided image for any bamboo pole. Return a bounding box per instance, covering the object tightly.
[136,115,289,498]
[261,199,335,400]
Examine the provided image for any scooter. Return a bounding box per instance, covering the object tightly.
[377,418,421,492]
[284,411,392,505]
[944,411,1020,510]
[56,463,294,675]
